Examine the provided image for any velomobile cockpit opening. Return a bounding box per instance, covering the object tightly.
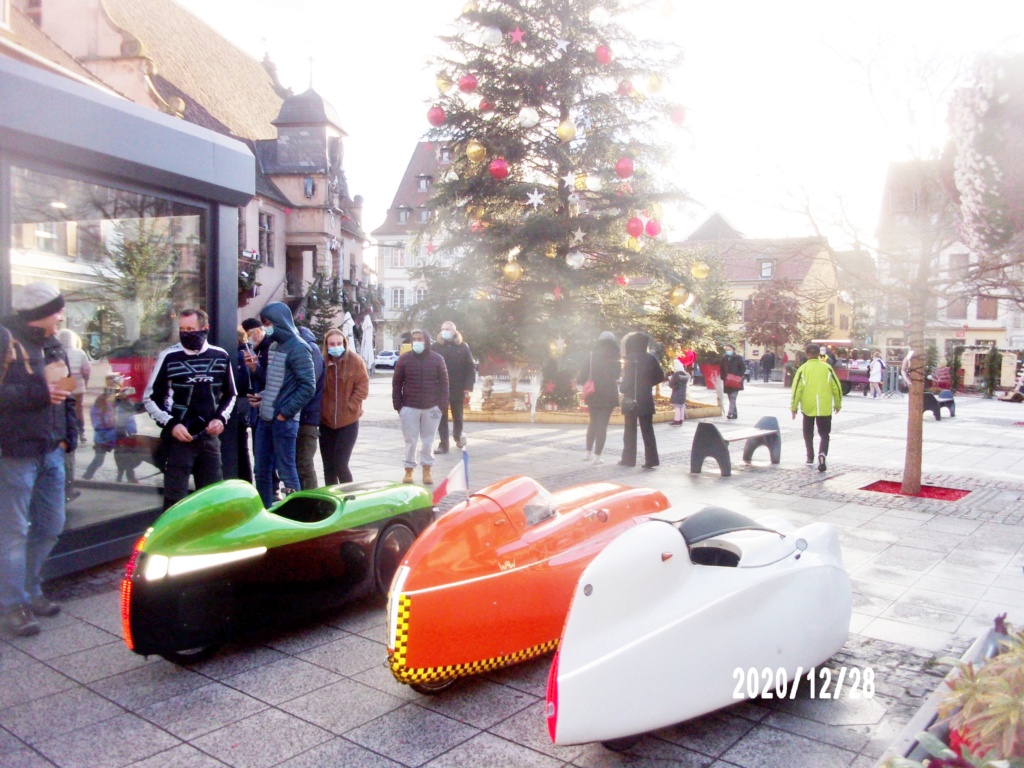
[680,507,784,567]
[271,496,336,523]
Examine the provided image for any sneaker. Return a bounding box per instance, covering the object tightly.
[2,605,40,637]
[584,451,593,462]
[422,466,433,485]
[805,458,815,467]
[456,436,467,448]
[593,456,605,465]
[403,468,414,484]
[436,444,449,454]
[30,595,60,618]
[65,489,81,503]
[818,453,827,472]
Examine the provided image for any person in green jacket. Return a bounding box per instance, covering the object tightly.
[791,343,842,472]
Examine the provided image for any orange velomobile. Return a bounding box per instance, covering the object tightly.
[386,475,670,693]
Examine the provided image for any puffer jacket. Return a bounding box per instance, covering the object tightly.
[620,332,666,416]
[435,330,476,394]
[258,302,315,421]
[321,334,369,429]
[392,330,449,411]
[791,358,843,417]
[0,317,78,458]
[579,336,621,410]
[297,326,325,426]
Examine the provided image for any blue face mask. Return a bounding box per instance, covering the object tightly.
[725,350,734,356]
[412,341,425,354]
[262,325,274,337]
[327,345,345,357]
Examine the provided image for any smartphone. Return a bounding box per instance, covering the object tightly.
[244,341,255,355]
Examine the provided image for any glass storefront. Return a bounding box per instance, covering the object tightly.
[9,165,208,533]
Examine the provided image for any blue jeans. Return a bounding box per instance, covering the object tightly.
[254,417,300,507]
[0,448,66,610]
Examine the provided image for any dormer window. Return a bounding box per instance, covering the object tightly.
[760,260,774,279]
[419,209,430,223]
[417,175,431,192]
[397,206,411,224]
[440,147,452,163]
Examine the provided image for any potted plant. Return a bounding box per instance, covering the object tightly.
[884,615,1024,768]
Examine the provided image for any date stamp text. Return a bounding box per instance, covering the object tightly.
[732,667,875,700]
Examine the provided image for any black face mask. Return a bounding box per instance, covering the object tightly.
[179,329,208,352]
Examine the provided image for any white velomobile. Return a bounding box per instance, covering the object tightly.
[545,506,852,747]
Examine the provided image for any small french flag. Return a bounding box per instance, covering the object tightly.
[433,449,469,504]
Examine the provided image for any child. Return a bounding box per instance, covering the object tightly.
[668,360,690,426]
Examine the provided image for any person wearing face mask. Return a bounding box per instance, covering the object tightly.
[295,326,325,490]
[392,329,449,485]
[319,329,369,484]
[720,343,746,420]
[434,320,475,454]
[143,308,236,511]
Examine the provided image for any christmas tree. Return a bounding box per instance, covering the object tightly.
[408,0,721,376]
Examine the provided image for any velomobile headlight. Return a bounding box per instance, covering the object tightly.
[387,565,410,649]
[140,547,268,581]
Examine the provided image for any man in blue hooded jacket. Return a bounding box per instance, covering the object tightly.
[250,303,315,506]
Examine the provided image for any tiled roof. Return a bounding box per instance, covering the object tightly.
[686,212,744,241]
[696,237,829,284]
[2,6,107,85]
[273,88,345,134]
[102,0,283,140]
[372,141,450,237]
[239,140,290,207]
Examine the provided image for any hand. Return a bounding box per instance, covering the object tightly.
[171,423,193,442]
[244,352,257,372]
[791,411,797,420]
[276,414,286,422]
[206,419,225,436]
[59,440,69,452]
[48,384,69,405]
[246,393,263,407]
[835,406,841,413]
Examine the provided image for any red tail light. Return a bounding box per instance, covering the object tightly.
[120,533,149,651]
[545,650,560,743]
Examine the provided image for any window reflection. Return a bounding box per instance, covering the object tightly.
[10,166,207,528]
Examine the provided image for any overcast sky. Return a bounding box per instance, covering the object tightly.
[176,0,1023,248]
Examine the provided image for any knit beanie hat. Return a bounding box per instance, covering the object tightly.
[241,318,262,332]
[14,282,65,321]
[599,331,617,342]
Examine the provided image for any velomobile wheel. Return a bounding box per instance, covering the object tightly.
[602,735,641,752]
[410,677,458,695]
[160,644,219,665]
[374,522,416,596]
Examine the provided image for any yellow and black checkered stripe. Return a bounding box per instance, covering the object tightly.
[389,593,558,685]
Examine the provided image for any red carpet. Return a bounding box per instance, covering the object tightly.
[860,480,970,501]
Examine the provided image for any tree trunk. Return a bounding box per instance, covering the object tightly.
[901,270,928,495]
[507,363,522,395]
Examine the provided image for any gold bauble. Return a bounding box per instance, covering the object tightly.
[629,89,646,104]
[466,205,485,220]
[503,259,524,282]
[646,73,664,94]
[691,260,710,280]
[466,139,487,163]
[669,285,691,307]
[557,119,577,142]
[546,244,558,258]
[462,0,478,13]
[574,173,588,191]
[436,75,452,93]
[626,236,642,252]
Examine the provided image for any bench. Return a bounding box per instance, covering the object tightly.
[690,416,781,477]
[923,390,955,420]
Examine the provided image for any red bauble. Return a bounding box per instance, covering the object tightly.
[616,274,629,286]
[615,156,634,179]
[470,219,484,233]
[645,219,662,237]
[670,106,687,126]
[427,106,446,126]
[617,79,634,95]
[489,157,509,180]
[626,216,644,238]
[458,73,478,93]
[596,45,612,64]
[479,99,494,112]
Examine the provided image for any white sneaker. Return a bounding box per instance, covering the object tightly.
[584,451,593,461]
[593,456,605,465]
[456,436,467,448]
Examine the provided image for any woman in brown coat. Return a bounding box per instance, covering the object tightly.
[319,328,369,484]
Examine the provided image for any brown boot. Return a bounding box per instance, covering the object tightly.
[403,468,414,484]
[422,466,433,485]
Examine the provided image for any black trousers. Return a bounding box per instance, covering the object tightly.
[621,411,658,467]
[220,412,252,484]
[438,393,465,447]
[802,414,832,460]
[163,434,222,510]
[586,406,614,455]
[319,421,360,485]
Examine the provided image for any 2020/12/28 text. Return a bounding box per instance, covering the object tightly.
[732,666,875,700]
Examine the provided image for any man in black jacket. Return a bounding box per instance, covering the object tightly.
[434,320,475,454]
[144,308,236,510]
[0,283,78,636]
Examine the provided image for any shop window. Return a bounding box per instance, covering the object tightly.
[9,165,207,531]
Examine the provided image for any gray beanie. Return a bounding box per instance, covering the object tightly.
[598,331,617,342]
[14,282,65,321]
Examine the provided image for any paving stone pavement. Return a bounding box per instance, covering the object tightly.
[2,376,1022,768]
